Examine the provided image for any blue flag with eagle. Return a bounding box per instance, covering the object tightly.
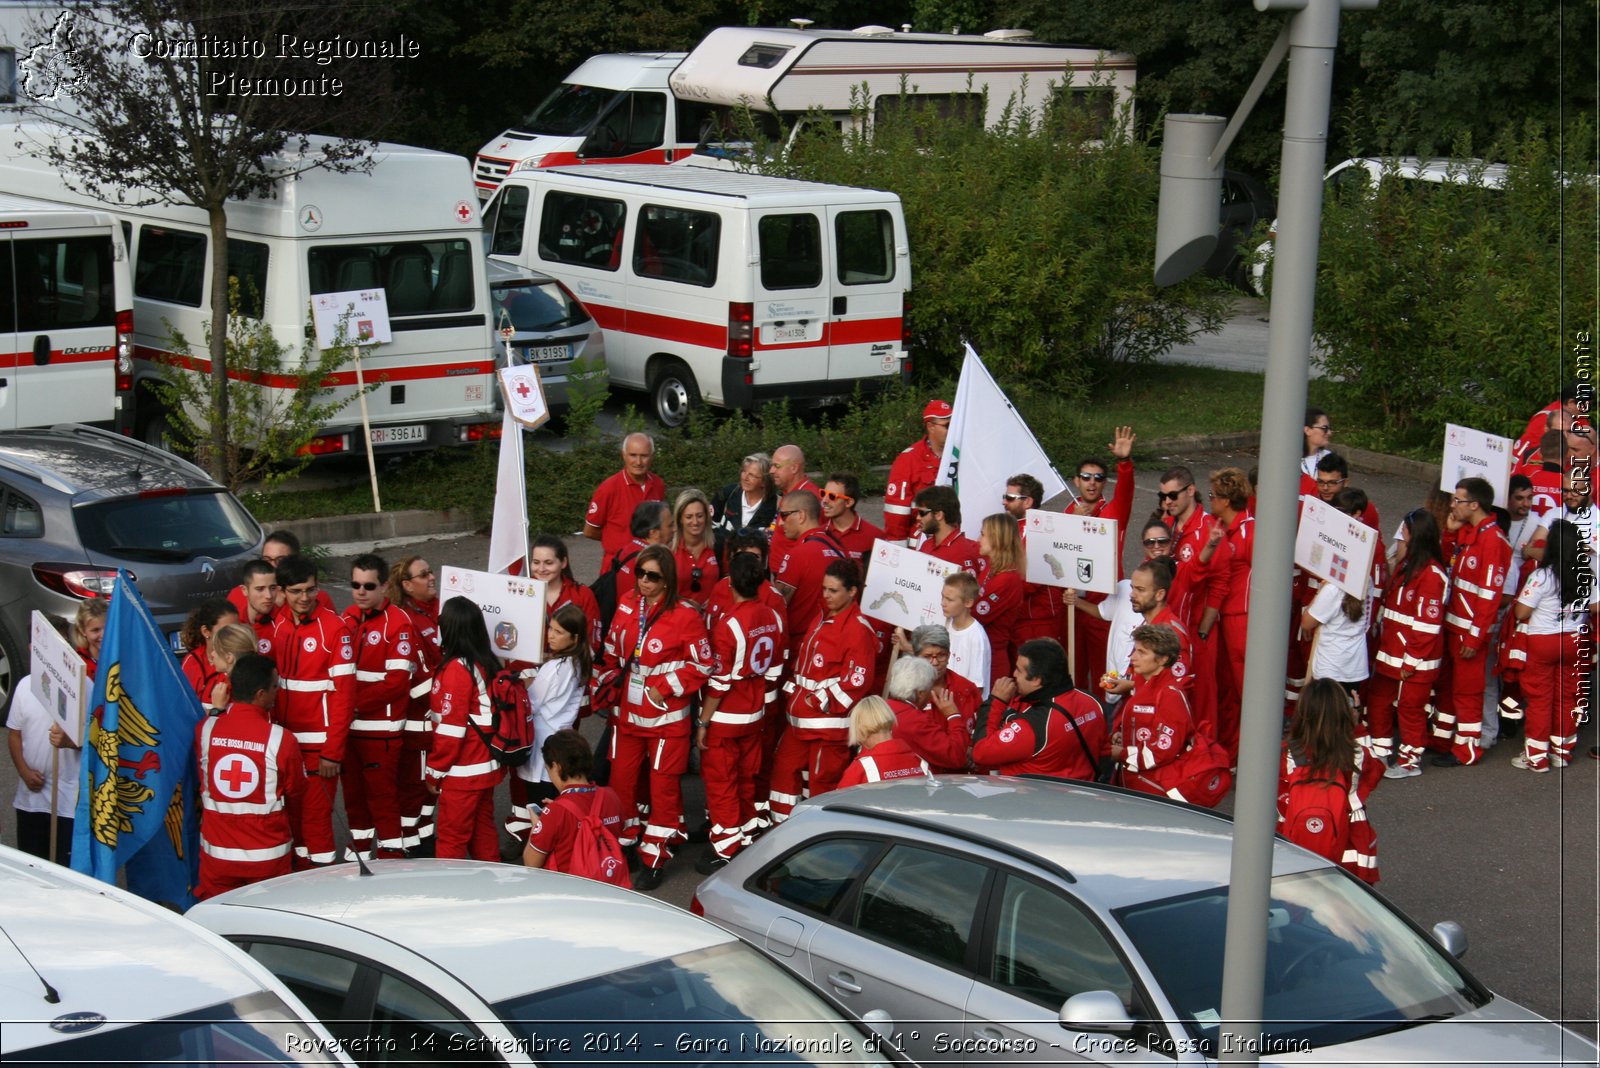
[71,573,203,908]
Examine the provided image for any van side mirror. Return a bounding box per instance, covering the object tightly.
[1432,920,1468,959]
[1060,990,1136,1034]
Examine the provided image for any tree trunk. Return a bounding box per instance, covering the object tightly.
[207,203,230,483]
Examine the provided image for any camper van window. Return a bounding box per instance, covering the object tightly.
[489,185,530,257]
[308,239,475,317]
[539,192,627,271]
[758,214,822,290]
[134,225,207,308]
[0,48,16,104]
[634,205,720,288]
[1050,86,1116,140]
[14,235,115,331]
[737,44,792,69]
[515,83,621,138]
[835,211,896,285]
[582,91,667,159]
[226,239,270,320]
[875,93,985,138]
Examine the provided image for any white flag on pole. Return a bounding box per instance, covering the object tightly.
[935,343,1067,539]
[486,407,529,575]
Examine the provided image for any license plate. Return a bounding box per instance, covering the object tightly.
[521,344,571,363]
[769,324,809,342]
[370,423,428,445]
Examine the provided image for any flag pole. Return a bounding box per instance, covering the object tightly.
[48,746,59,864]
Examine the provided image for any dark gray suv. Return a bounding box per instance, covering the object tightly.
[0,424,264,713]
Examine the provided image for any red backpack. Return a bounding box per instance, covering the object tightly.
[468,662,536,767]
[565,797,630,886]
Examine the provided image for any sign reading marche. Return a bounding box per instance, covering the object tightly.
[1441,423,1512,507]
[1293,498,1377,600]
[861,539,962,630]
[313,288,393,349]
[1023,511,1119,595]
[440,566,547,664]
[30,610,87,746]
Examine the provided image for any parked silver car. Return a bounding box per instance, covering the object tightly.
[0,423,263,713]
[488,259,607,415]
[694,776,1597,1066]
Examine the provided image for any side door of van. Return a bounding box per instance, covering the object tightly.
[0,231,15,427]
[825,205,908,385]
[11,223,119,426]
[520,183,637,383]
[751,208,831,393]
[624,200,726,413]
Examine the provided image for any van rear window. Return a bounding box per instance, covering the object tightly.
[539,192,627,271]
[75,488,261,563]
[308,239,475,317]
[758,213,822,290]
[226,238,270,319]
[634,205,719,288]
[835,210,896,285]
[14,234,116,330]
[135,225,206,307]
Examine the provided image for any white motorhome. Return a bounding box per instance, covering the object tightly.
[0,124,501,454]
[670,25,1136,139]
[483,164,910,426]
[0,193,133,428]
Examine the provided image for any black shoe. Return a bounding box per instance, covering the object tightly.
[1431,753,1463,768]
[687,821,712,844]
[625,847,640,873]
[695,853,730,875]
[632,866,664,892]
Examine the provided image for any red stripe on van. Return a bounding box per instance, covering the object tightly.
[137,346,493,388]
[581,301,728,350]
[752,317,902,352]
[0,347,115,368]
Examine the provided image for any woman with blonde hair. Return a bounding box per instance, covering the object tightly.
[204,623,259,713]
[975,513,1025,684]
[671,488,720,613]
[837,696,930,787]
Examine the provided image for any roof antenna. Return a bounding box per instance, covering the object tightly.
[1,924,60,1003]
[789,17,813,28]
[353,846,374,877]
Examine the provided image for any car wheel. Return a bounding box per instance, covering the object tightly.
[138,404,181,454]
[0,622,20,716]
[649,360,700,429]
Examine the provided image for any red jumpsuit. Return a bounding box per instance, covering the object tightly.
[1516,569,1589,769]
[974,566,1025,684]
[884,438,941,541]
[597,597,710,870]
[1276,743,1383,883]
[770,602,878,820]
[1118,668,1197,798]
[1367,561,1447,769]
[182,648,226,714]
[1439,515,1511,764]
[970,686,1105,781]
[702,598,784,860]
[1218,512,1255,759]
[837,737,930,787]
[269,607,356,866]
[1167,508,1221,739]
[774,528,844,649]
[1067,459,1136,686]
[886,696,969,773]
[397,598,440,851]
[196,701,304,900]
[916,528,983,574]
[427,659,505,860]
[587,468,666,560]
[342,601,417,858]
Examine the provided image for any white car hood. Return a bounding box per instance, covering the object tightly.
[1268,995,1597,1066]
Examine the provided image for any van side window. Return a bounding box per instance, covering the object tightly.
[308,239,475,316]
[489,185,529,257]
[633,205,719,288]
[225,239,270,319]
[0,241,12,332]
[135,225,206,307]
[835,211,896,285]
[0,48,15,104]
[583,91,668,159]
[539,192,626,271]
[758,214,822,290]
[874,93,985,139]
[14,235,116,330]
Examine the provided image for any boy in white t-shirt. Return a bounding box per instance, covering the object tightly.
[7,673,80,866]
[941,572,991,698]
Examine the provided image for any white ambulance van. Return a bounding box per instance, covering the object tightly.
[0,124,500,454]
[0,194,133,429]
[483,164,910,426]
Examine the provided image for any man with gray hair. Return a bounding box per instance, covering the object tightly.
[585,432,664,559]
[883,654,969,773]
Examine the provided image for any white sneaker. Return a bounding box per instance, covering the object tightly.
[1383,763,1421,779]
[1552,756,1571,768]
[1510,754,1550,773]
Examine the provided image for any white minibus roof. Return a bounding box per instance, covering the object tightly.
[532,163,897,207]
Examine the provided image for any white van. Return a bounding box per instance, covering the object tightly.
[0,123,500,455]
[0,194,133,429]
[483,164,910,426]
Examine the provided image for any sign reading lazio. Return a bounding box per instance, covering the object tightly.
[313,288,393,349]
[499,365,550,430]
[860,539,962,631]
[1293,497,1377,600]
[30,610,87,746]
[1441,423,1513,506]
[1023,510,1119,595]
[439,566,547,664]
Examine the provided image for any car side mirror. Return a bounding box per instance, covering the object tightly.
[860,1008,895,1041]
[1060,990,1136,1034]
[1432,920,1468,959]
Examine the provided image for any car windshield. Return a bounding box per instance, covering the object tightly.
[75,489,261,563]
[16,990,337,1064]
[1115,868,1488,1054]
[514,84,621,138]
[494,942,895,1066]
[492,280,588,333]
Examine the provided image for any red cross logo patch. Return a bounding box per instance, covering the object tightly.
[212,753,259,800]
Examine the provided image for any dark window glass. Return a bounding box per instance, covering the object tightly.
[513,83,620,138]
[308,239,474,315]
[370,970,483,1063]
[758,214,822,290]
[852,843,987,968]
[539,191,627,271]
[990,874,1136,1009]
[1,487,43,537]
[738,44,792,69]
[245,941,359,1021]
[757,837,878,916]
[134,225,206,307]
[835,210,895,285]
[226,238,269,319]
[874,93,985,138]
[14,235,115,331]
[489,184,529,257]
[0,237,13,333]
[74,488,261,562]
[633,204,719,287]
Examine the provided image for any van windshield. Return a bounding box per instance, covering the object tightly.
[514,84,621,138]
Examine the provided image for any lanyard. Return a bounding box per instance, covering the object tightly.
[631,597,659,665]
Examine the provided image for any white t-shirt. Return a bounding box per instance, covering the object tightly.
[946,616,991,698]
[1094,579,1139,704]
[1307,581,1372,684]
[740,493,763,529]
[1517,568,1590,635]
[7,674,80,816]
[517,657,583,784]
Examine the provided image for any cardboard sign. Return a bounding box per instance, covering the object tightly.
[861,539,962,630]
[1022,510,1119,595]
[30,610,87,746]
[1294,497,1378,599]
[313,288,393,349]
[1441,423,1513,506]
[439,566,547,664]
[499,365,550,430]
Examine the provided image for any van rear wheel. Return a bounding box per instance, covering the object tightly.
[649,361,700,429]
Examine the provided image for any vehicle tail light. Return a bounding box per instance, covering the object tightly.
[900,292,911,346]
[138,487,187,499]
[459,422,502,442]
[115,310,134,392]
[296,434,349,457]
[32,563,121,598]
[688,893,705,917]
[727,302,753,359]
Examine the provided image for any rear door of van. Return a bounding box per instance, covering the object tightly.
[825,203,908,385]
[6,220,119,427]
[751,208,832,393]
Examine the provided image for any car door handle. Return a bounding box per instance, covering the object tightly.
[32,335,50,366]
[826,971,862,994]
[832,296,847,316]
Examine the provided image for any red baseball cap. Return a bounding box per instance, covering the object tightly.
[922,400,953,422]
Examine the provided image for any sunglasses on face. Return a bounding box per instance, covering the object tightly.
[1157,489,1187,502]
[351,581,380,592]
[1143,536,1171,547]
[637,569,666,583]
[819,489,852,503]
[1077,472,1107,483]
[407,568,433,581]
[1002,493,1029,503]
[777,509,801,520]
[1309,423,1332,432]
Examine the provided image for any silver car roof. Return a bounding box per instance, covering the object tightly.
[0,424,217,501]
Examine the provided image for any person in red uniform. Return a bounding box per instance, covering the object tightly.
[1514,427,1570,522]
[1112,624,1229,804]
[387,555,440,853]
[233,561,281,656]
[1277,678,1383,883]
[1512,520,1593,771]
[268,556,355,868]
[820,472,884,561]
[341,553,417,860]
[1434,477,1512,767]
[1370,510,1449,778]
[971,638,1105,781]
[671,489,720,614]
[1208,468,1254,761]
[882,655,969,772]
[426,598,506,861]
[905,625,983,727]
[233,531,336,616]
[884,400,951,542]
[1513,382,1591,466]
[767,444,822,574]
[529,535,603,652]
[1004,473,1064,646]
[837,696,931,787]
[612,501,675,595]
[1159,466,1221,737]
[179,599,240,713]
[773,491,845,647]
[1066,426,1138,687]
[521,729,626,878]
[195,654,305,900]
[770,559,879,821]
[974,513,1026,684]
[1100,557,1192,709]
[913,485,982,572]
[695,553,784,872]
[584,432,665,560]
[595,544,711,891]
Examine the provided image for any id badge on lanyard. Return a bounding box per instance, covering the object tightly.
[628,597,654,705]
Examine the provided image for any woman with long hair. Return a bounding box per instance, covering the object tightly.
[508,604,596,836]
[1278,678,1383,883]
[671,489,720,613]
[204,623,258,713]
[1511,519,1593,771]
[1369,509,1450,777]
[179,598,241,712]
[528,534,603,651]
[975,512,1025,684]
[426,598,506,860]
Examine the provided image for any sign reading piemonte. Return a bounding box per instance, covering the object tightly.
[499,365,550,430]
[1023,510,1119,595]
[1293,497,1378,600]
[439,566,547,664]
[30,610,87,746]
[860,539,962,631]
[1441,422,1513,507]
